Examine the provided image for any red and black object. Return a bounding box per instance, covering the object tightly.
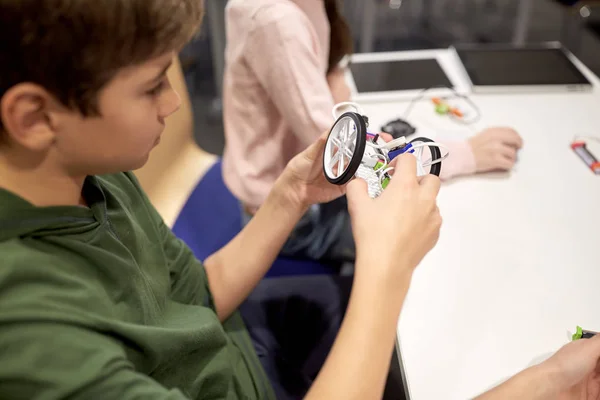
[571,141,600,175]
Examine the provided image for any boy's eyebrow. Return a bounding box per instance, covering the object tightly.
[148,60,173,83]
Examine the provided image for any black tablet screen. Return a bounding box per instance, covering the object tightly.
[456,48,591,86]
[350,59,453,93]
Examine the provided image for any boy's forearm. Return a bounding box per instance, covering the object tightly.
[475,364,557,400]
[204,176,308,321]
[306,257,413,400]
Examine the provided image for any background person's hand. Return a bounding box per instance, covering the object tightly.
[346,154,442,275]
[476,335,600,400]
[469,127,523,172]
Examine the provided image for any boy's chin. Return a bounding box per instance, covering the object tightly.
[86,154,151,176]
[128,153,152,172]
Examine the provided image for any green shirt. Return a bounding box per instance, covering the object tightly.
[0,172,275,399]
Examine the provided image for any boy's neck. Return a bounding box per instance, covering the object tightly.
[0,153,87,207]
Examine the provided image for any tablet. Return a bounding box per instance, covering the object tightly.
[453,43,592,93]
[349,59,453,93]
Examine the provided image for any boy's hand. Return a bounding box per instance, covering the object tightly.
[282,131,393,210]
[346,154,442,276]
[469,127,523,172]
[282,131,346,210]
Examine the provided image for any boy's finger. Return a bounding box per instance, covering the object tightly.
[305,131,331,160]
[419,174,441,198]
[379,132,394,142]
[388,154,418,188]
[346,178,370,208]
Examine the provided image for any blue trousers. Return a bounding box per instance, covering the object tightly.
[239,275,352,400]
[242,197,355,264]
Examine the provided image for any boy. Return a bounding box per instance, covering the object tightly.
[0,1,598,399]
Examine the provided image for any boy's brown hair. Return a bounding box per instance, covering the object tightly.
[0,0,204,130]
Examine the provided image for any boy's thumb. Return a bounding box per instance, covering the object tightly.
[346,178,369,207]
[304,131,329,162]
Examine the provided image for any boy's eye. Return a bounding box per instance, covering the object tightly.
[146,80,167,96]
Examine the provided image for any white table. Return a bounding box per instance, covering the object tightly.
[350,50,600,400]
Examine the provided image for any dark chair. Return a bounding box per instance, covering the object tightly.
[172,159,337,277]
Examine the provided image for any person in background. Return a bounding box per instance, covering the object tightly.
[222,0,524,264]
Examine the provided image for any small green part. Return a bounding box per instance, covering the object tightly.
[435,103,450,114]
[373,161,390,189]
[374,162,391,189]
[381,177,390,189]
[572,326,583,341]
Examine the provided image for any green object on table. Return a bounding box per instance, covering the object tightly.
[435,103,450,115]
[572,326,584,341]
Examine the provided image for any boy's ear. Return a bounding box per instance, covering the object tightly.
[0,83,60,151]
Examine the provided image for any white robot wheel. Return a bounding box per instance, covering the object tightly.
[323,112,367,185]
[408,137,442,177]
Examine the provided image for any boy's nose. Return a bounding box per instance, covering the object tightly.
[160,89,182,118]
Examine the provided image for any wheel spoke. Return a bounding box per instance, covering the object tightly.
[329,147,339,161]
[338,152,345,177]
[329,151,341,170]
[347,139,356,153]
[343,147,354,159]
[339,124,348,143]
[331,137,342,147]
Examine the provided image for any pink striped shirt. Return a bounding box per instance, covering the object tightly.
[222,0,475,212]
